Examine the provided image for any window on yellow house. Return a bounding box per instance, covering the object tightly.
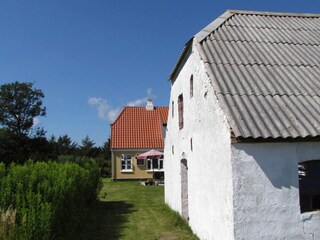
[121,154,132,170]
[137,159,145,166]
[147,158,163,170]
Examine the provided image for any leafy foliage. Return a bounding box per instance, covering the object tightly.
[0,82,46,137]
[0,160,101,240]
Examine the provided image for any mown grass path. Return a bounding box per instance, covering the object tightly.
[77,179,198,240]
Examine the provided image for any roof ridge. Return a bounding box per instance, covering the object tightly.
[111,105,169,125]
[204,61,320,69]
[195,11,235,42]
[228,9,320,18]
[126,106,163,108]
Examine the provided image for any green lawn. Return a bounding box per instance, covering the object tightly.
[77,179,199,240]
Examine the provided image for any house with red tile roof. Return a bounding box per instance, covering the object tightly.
[110,99,168,180]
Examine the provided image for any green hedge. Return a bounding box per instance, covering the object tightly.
[0,160,101,240]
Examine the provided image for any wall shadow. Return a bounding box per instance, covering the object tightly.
[76,200,135,240]
[234,144,298,189]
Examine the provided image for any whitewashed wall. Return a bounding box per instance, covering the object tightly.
[232,142,320,240]
[164,40,234,240]
[165,39,320,240]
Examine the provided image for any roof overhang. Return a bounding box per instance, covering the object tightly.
[232,136,320,144]
[169,10,235,82]
[169,38,193,82]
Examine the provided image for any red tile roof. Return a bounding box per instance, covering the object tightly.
[110,106,169,149]
[157,107,168,125]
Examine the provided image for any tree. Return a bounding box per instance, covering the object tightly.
[0,81,46,137]
[56,135,78,155]
[0,128,27,165]
[97,138,111,177]
[80,135,98,158]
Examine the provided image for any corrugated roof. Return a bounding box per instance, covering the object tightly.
[173,10,320,140]
[110,107,169,149]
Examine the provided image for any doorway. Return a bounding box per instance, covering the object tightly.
[181,159,189,221]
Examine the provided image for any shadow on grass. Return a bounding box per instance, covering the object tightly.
[76,200,134,240]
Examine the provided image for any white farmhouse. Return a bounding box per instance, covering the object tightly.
[164,10,320,240]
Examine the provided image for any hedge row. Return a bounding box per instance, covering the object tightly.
[0,160,101,240]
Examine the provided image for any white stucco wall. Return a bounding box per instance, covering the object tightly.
[165,40,320,240]
[232,142,320,240]
[164,40,234,240]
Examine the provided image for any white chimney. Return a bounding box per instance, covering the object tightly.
[146,98,154,110]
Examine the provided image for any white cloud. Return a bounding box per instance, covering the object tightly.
[89,88,157,123]
[126,88,155,107]
[88,97,120,123]
[127,98,147,107]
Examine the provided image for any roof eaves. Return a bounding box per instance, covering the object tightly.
[169,10,235,82]
[169,38,193,82]
[195,10,234,42]
[110,107,126,126]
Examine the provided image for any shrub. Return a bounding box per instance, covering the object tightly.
[0,207,16,240]
[0,160,101,239]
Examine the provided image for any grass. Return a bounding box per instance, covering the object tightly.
[77,179,199,240]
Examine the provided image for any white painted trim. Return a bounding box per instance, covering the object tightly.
[146,170,164,173]
[120,169,134,173]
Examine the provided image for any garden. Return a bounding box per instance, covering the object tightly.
[0,159,101,239]
[0,81,198,239]
[77,179,199,240]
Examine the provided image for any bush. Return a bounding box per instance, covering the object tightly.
[0,207,16,240]
[0,160,101,239]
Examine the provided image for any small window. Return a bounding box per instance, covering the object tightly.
[159,158,163,169]
[299,160,320,213]
[190,138,193,151]
[121,154,132,170]
[137,159,145,166]
[172,101,174,118]
[147,158,164,170]
[190,75,193,98]
[178,94,184,130]
[172,145,174,155]
[147,159,152,170]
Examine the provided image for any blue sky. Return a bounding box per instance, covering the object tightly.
[0,1,320,146]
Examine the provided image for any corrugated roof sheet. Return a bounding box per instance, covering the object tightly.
[195,10,320,139]
[110,107,169,149]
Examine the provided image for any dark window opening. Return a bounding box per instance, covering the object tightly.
[137,159,145,166]
[299,160,320,213]
[172,101,174,118]
[190,75,194,98]
[153,159,159,169]
[178,94,184,130]
[147,159,152,169]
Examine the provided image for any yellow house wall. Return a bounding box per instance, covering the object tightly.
[112,149,163,180]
